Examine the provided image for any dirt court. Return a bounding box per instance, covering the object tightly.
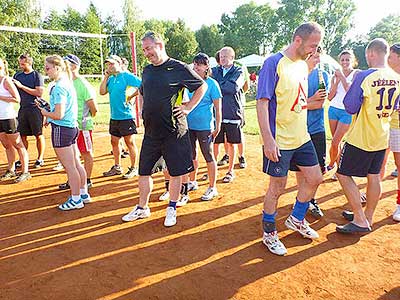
[1,127,399,300]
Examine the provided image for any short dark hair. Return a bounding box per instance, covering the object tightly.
[390,43,400,55]
[142,31,164,44]
[19,53,33,65]
[292,22,324,42]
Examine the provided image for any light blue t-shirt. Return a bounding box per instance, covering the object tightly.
[107,71,141,120]
[307,68,330,135]
[187,77,222,131]
[49,77,77,128]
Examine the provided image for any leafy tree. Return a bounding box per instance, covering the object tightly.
[219,1,274,57]
[273,0,356,55]
[0,0,42,73]
[344,35,368,70]
[164,19,198,63]
[195,25,224,57]
[368,14,400,45]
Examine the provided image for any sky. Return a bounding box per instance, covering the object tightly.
[38,0,400,37]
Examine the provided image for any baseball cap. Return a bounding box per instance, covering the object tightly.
[63,54,81,66]
[105,55,122,64]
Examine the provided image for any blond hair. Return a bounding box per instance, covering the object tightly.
[0,58,10,77]
[45,55,72,80]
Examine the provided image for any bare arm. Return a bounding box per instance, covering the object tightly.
[212,98,222,138]
[328,76,339,101]
[99,72,110,95]
[13,79,44,97]
[256,98,280,162]
[1,78,20,103]
[40,103,65,120]
[86,99,98,117]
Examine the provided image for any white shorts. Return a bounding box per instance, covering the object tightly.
[389,128,400,153]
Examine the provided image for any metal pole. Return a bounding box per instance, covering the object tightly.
[130,32,140,127]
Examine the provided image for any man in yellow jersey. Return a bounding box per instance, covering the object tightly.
[336,39,400,233]
[387,43,400,221]
[257,22,324,255]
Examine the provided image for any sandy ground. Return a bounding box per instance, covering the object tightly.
[1,128,399,300]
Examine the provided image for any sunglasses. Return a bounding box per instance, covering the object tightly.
[391,44,400,55]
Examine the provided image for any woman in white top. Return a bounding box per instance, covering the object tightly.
[326,50,359,176]
[0,58,30,182]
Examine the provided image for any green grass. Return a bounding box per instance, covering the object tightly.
[243,95,333,139]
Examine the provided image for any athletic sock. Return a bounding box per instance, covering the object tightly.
[168,201,177,209]
[72,195,81,202]
[262,211,277,233]
[291,198,310,221]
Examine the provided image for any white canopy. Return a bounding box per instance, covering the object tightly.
[237,54,266,67]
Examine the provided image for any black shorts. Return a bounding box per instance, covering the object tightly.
[310,131,326,171]
[189,129,214,163]
[337,143,385,177]
[18,108,44,136]
[0,118,18,134]
[51,123,79,148]
[214,123,242,144]
[109,119,137,137]
[139,132,193,177]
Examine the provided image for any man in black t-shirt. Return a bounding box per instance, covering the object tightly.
[122,31,207,227]
[13,54,45,168]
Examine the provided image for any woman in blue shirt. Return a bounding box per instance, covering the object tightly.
[37,55,90,210]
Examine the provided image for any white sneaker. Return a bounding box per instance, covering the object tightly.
[53,162,64,171]
[122,205,151,222]
[393,205,400,222]
[285,215,319,239]
[187,181,198,192]
[81,194,91,204]
[164,206,177,227]
[262,231,287,256]
[159,191,170,201]
[201,187,218,201]
[176,195,189,207]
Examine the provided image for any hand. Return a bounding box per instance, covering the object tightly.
[263,138,281,162]
[334,69,344,79]
[173,105,190,118]
[314,89,327,101]
[12,79,22,88]
[211,126,221,138]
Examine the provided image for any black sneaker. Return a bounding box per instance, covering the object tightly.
[121,150,129,158]
[15,161,22,169]
[34,159,44,168]
[238,156,247,168]
[308,199,324,218]
[217,154,229,166]
[87,179,93,189]
[59,181,70,190]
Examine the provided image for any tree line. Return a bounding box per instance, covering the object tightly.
[0,0,399,75]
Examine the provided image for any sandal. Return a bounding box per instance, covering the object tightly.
[342,210,354,221]
[336,222,371,234]
[222,171,234,183]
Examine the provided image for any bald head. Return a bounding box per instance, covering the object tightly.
[220,47,235,68]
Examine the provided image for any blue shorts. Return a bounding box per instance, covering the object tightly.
[263,140,319,177]
[328,106,352,125]
[51,123,78,148]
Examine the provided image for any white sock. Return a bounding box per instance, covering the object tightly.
[72,195,80,202]
[80,185,88,195]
